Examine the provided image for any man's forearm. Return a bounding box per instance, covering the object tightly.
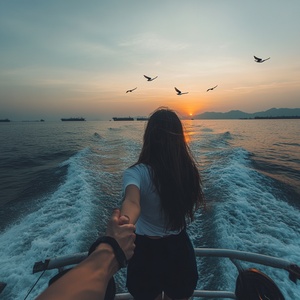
[36,244,118,300]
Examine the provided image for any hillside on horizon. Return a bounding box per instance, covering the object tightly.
[194,108,300,119]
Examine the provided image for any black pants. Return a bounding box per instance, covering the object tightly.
[126,230,198,300]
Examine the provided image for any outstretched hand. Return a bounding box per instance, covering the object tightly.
[105,209,136,260]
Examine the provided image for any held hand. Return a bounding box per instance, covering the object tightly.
[106,209,136,260]
[119,215,130,225]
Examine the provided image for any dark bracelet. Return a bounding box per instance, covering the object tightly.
[88,236,128,269]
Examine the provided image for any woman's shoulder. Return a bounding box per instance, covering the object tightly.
[128,163,150,173]
[124,163,152,184]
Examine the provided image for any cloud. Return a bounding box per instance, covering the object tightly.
[119,32,189,52]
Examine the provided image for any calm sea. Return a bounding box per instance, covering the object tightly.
[0,119,299,299]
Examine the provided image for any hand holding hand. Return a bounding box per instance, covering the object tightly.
[105,209,136,260]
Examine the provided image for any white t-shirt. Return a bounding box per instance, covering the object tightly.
[122,163,181,236]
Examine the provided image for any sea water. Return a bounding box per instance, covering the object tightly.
[0,119,299,299]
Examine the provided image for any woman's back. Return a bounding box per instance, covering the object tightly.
[136,108,204,230]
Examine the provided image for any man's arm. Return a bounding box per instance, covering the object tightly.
[36,209,135,300]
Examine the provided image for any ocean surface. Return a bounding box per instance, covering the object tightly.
[0,119,299,299]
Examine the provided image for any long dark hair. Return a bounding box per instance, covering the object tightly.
[136,107,205,230]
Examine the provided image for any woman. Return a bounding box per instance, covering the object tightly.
[120,107,205,300]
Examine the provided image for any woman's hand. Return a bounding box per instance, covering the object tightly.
[105,209,136,260]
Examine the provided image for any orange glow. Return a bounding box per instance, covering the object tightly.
[174,101,205,118]
[184,130,191,144]
[165,93,214,117]
[144,92,217,119]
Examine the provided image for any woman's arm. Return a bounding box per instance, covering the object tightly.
[120,184,141,225]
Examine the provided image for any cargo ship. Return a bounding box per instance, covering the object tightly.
[61,117,86,121]
[112,117,134,121]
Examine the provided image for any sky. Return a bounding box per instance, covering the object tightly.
[0,0,300,121]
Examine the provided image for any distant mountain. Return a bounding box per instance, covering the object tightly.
[196,110,249,119]
[253,108,300,118]
[195,108,300,119]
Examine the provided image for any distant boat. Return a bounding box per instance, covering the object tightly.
[61,117,86,121]
[22,119,45,122]
[254,116,300,119]
[112,117,134,121]
[0,119,10,122]
[136,117,149,121]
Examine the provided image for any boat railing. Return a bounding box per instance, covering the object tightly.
[30,248,300,299]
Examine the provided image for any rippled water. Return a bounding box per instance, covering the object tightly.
[0,119,299,299]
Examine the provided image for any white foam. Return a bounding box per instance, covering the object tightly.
[203,147,300,297]
[0,148,99,299]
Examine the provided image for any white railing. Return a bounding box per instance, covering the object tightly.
[30,248,299,299]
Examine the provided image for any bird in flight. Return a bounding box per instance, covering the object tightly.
[175,87,188,95]
[144,75,158,81]
[207,85,218,92]
[254,56,270,63]
[126,87,137,93]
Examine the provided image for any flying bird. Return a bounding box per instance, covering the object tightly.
[254,56,270,63]
[144,75,158,81]
[126,87,137,93]
[175,87,188,95]
[207,85,218,92]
